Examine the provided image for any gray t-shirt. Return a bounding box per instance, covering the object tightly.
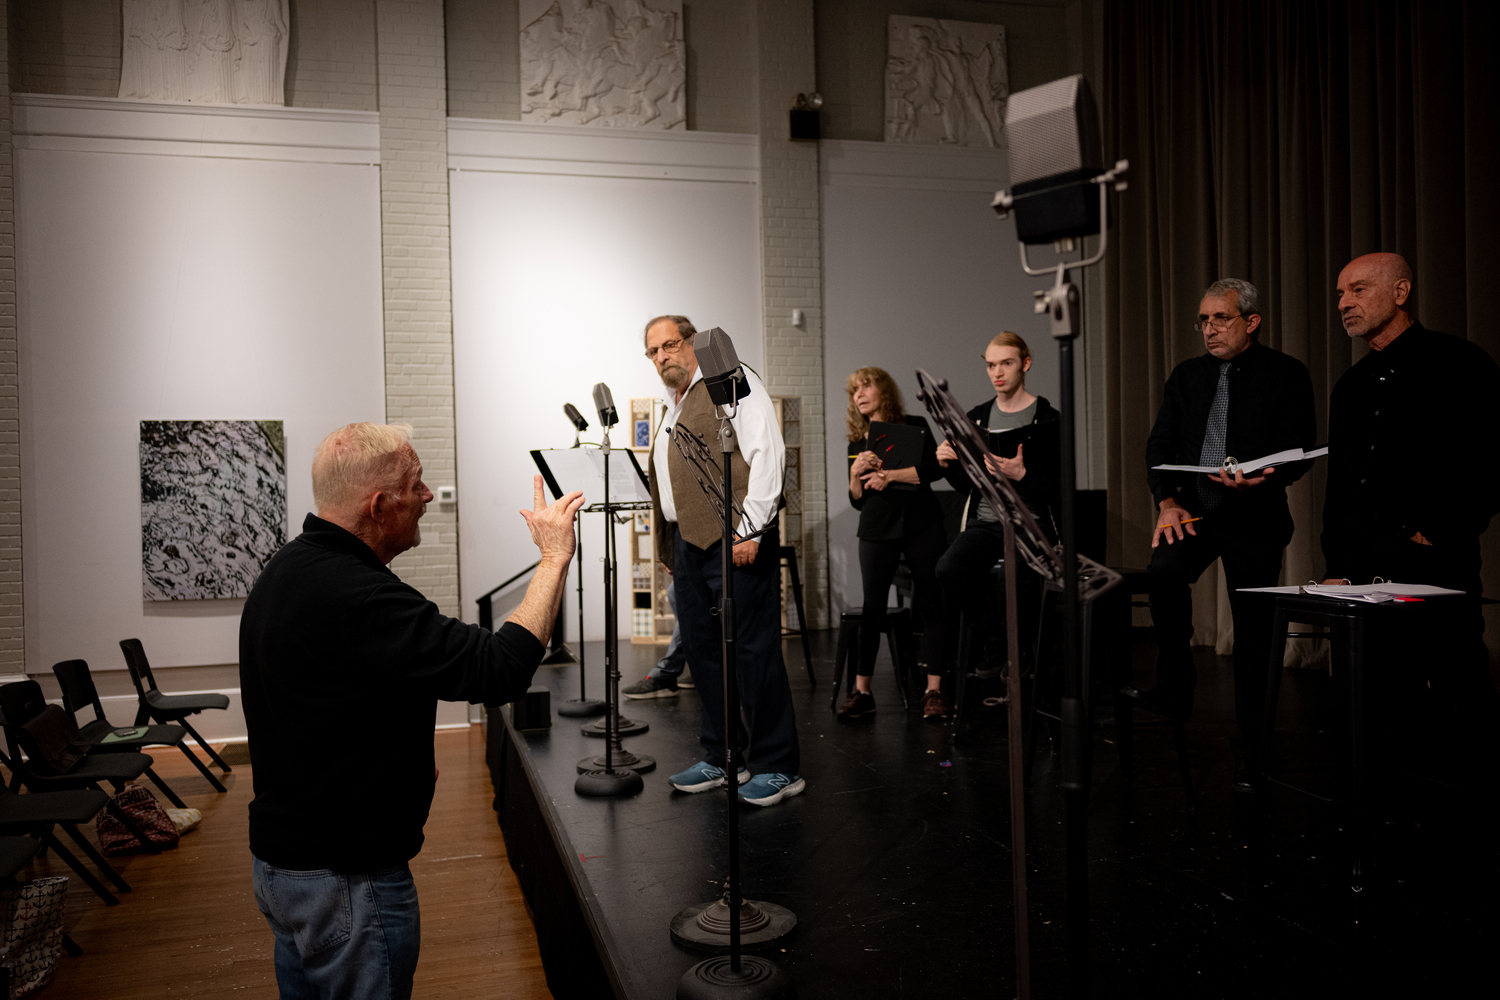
[975,399,1037,522]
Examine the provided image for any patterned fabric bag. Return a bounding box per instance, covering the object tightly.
[96,783,180,856]
[0,876,68,996]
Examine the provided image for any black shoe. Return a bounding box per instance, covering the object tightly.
[623,675,679,699]
[1232,758,1260,795]
[1120,684,1193,722]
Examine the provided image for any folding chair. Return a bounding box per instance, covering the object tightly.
[53,659,222,799]
[0,785,133,906]
[0,682,163,856]
[118,638,233,777]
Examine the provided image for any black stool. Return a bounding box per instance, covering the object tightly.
[829,608,915,711]
[779,546,815,686]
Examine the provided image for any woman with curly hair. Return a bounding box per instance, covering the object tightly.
[843,366,950,720]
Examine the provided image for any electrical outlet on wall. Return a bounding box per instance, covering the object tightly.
[437,486,456,504]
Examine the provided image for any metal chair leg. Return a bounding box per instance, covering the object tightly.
[177,740,229,793]
[830,618,853,711]
[52,827,125,901]
[179,719,232,773]
[102,795,162,855]
[61,932,83,956]
[785,552,815,687]
[145,767,187,809]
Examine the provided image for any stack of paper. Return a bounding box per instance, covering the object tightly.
[1237,583,1465,602]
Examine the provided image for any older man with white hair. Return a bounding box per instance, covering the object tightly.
[240,422,583,1000]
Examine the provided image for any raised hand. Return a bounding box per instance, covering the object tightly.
[519,475,585,564]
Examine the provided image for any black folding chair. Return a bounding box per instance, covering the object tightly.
[0,834,83,954]
[0,682,162,856]
[53,659,220,800]
[118,639,233,777]
[0,784,133,906]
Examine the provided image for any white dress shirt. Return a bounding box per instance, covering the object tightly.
[652,365,785,539]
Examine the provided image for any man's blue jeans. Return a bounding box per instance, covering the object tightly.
[648,580,686,681]
[252,855,420,1000]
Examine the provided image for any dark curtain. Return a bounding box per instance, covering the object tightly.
[1102,0,1500,657]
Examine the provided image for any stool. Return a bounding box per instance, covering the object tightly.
[829,608,915,711]
[779,546,815,686]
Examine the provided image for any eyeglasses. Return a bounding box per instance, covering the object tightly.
[644,334,693,360]
[1194,312,1243,332]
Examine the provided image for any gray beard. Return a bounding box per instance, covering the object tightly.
[659,363,690,391]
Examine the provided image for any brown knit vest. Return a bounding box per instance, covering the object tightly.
[649,380,753,566]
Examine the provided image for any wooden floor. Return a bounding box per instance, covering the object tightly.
[16,726,552,998]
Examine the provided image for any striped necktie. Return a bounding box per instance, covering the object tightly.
[1196,362,1232,510]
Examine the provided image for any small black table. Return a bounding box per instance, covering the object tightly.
[1257,591,1477,894]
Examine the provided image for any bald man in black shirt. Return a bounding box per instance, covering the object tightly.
[1322,253,1500,698]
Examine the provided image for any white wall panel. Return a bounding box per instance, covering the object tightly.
[821,139,1065,617]
[16,98,385,678]
[449,121,762,640]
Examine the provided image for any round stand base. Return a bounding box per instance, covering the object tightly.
[557,698,606,718]
[670,899,797,954]
[581,716,649,737]
[574,768,644,797]
[676,956,794,1000]
[578,752,655,774]
[540,646,577,665]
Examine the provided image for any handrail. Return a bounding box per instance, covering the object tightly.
[476,561,539,630]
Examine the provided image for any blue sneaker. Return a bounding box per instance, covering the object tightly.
[738,773,805,807]
[669,761,750,793]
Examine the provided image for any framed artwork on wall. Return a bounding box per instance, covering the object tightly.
[140,420,288,601]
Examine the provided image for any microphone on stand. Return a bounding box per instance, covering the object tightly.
[592,383,619,428]
[694,328,751,407]
[563,403,589,448]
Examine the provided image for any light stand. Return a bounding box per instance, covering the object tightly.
[1002,161,1129,999]
[670,369,794,1000]
[556,510,606,717]
[575,421,646,797]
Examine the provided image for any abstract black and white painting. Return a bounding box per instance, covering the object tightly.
[140,420,287,601]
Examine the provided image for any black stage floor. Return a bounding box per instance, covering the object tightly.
[486,632,1497,999]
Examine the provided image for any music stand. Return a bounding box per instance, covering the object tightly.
[916,369,1121,1000]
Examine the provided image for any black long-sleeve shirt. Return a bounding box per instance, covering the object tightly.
[1322,322,1500,580]
[1145,342,1317,515]
[847,414,945,541]
[944,395,1061,527]
[240,514,543,872]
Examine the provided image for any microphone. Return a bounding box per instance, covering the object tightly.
[694,327,751,407]
[592,383,619,428]
[563,402,589,432]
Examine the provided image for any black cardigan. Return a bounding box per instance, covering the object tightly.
[944,395,1061,527]
[847,414,945,541]
[240,514,543,872]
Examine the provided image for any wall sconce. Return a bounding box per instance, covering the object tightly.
[790,92,822,140]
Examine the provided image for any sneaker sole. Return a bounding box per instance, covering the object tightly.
[740,777,806,807]
[670,770,751,793]
[624,688,679,700]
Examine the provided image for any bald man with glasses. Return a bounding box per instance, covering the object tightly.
[1133,278,1317,794]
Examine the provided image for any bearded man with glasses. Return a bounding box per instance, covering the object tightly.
[1132,278,1317,794]
[641,315,803,808]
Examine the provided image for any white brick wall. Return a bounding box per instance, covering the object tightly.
[0,1,21,671]
[756,0,827,627]
[377,0,461,616]
[286,0,380,111]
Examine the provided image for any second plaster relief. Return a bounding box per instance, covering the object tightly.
[884,16,1009,148]
[119,0,290,106]
[521,0,686,129]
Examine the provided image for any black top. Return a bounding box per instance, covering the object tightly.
[944,395,1061,526]
[1145,342,1317,514]
[1322,322,1500,580]
[240,514,543,872]
[847,414,945,541]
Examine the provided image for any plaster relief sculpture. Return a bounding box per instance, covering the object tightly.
[521,0,686,129]
[120,0,289,106]
[884,15,1008,148]
[141,420,287,600]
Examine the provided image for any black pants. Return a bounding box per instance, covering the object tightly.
[857,520,947,678]
[673,521,800,775]
[936,520,1043,672]
[1147,507,1291,743]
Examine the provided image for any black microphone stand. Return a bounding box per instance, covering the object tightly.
[555,507,605,716]
[671,376,794,1000]
[575,423,647,797]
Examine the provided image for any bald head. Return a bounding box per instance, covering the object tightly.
[1336,252,1413,347]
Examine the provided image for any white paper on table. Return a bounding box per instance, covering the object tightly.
[1153,446,1328,475]
[1236,585,1306,594]
[1237,582,1466,601]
